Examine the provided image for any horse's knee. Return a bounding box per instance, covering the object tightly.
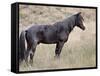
[29,51,34,64]
[55,50,61,56]
[30,53,33,60]
[29,50,34,59]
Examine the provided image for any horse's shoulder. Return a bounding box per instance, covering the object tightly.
[55,24,64,33]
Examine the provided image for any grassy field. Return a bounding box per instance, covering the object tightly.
[19,5,96,71]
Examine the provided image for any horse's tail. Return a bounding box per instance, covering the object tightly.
[19,31,26,63]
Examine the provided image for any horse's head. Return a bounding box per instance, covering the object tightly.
[75,12,85,30]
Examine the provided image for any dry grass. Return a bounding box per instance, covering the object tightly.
[19,5,96,71]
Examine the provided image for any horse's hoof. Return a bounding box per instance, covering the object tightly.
[29,60,33,66]
[54,55,60,59]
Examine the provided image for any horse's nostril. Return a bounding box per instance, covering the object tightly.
[83,27,85,30]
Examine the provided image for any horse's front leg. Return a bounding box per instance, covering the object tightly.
[55,41,65,57]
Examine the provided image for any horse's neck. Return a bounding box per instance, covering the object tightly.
[62,16,76,33]
[53,15,76,34]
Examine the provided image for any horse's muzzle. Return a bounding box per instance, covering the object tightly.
[82,26,85,30]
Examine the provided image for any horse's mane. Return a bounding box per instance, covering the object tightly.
[53,14,77,33]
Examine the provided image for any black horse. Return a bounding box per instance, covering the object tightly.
[19,12,85,64]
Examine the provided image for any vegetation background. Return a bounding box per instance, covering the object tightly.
[19,4,96,71]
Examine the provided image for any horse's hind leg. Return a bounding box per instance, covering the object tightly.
[25,31,33,65]
[24,43,31,65]
[29,41,37,64]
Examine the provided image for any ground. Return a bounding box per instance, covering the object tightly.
[19,4,96,71]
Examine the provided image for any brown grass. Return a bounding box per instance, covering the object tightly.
[19,5,96,71]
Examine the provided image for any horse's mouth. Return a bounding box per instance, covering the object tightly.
[80,24,85,30]
[82,26,85,30]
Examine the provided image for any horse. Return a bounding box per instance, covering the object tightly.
[19,12,85,64]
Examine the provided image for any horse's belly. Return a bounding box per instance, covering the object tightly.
[40,35,58,44]
[41,40,57,44]
[38,27,58,44]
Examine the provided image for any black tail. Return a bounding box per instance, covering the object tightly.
[19,31,26,63]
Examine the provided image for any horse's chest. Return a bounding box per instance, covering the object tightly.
[58,31,69,42]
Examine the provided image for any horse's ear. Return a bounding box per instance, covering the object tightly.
[77,12,81,15]
[76,12,81,17]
